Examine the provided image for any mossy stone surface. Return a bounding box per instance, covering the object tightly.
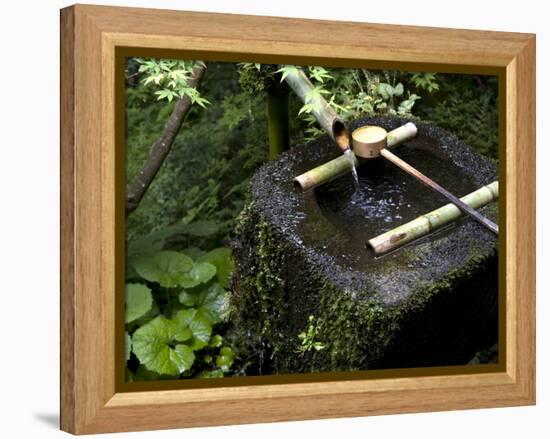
[230,116,498,374]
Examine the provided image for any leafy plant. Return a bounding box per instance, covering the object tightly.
[237,63,279,93]
[278,65,422,141]
[296,315,325,354]
[298,86,331,115]
[197,247,234,289]
[125,248,235,379]
[132,313,198,375]
[134,58,210,106]
[410,72,440,93]
[275,65,300,83]
[134,251,198,287]
[126,61,271,240]
[414,74,499,159]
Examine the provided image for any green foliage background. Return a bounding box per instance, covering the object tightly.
[124,59,498,380]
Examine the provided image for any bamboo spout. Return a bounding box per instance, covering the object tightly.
[294,122,418,191]
[367,181,499,255]
[284,66,350,151]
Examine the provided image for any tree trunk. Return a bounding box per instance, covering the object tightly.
[125,63,206,215]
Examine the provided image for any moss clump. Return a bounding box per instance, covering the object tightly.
[230,204,293,374]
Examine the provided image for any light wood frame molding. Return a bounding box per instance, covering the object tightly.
[60,4,536,434]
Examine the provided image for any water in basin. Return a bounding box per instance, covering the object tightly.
[310,136,478,268]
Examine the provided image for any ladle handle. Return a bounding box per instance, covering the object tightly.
[380,148,499,235]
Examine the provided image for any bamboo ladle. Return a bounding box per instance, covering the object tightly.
[352,125,499,235]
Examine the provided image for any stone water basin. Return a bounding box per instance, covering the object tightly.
[231,116,499,374]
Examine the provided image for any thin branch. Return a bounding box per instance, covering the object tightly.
[125,63,207,215]
[126,71,141,81]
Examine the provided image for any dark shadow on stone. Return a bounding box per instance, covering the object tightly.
[34,413,59,430]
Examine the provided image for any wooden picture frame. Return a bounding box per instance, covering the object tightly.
[60,4,536,434]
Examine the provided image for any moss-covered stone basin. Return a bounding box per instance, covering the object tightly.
[230,116,499,375]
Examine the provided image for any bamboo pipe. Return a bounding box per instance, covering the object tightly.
[294,122,418,191]
[367,181,499,255]
[283,66,350,151]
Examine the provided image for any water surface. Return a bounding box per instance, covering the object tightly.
[311,137,478,268]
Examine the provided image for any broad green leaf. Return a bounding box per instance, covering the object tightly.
[125,283,153,323]
[178,282,229,324]
[174,309,212,350]
[216,347,235,372]
[197,282,229,324]
[132,315,196,375]
[198,248,234,288]
[134,251,193,288]
[126,223,194,280]
[169,344,195,372]
[125,332,132,362]
[127,301,160,331]
[173,326,193,342]
[179,262,216,288]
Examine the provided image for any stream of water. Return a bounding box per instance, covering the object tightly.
[344,148,360,190]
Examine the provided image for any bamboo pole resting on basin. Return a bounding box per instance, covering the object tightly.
[367,181,499,255]
[294,122,418,191]
[380,148,499,235]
